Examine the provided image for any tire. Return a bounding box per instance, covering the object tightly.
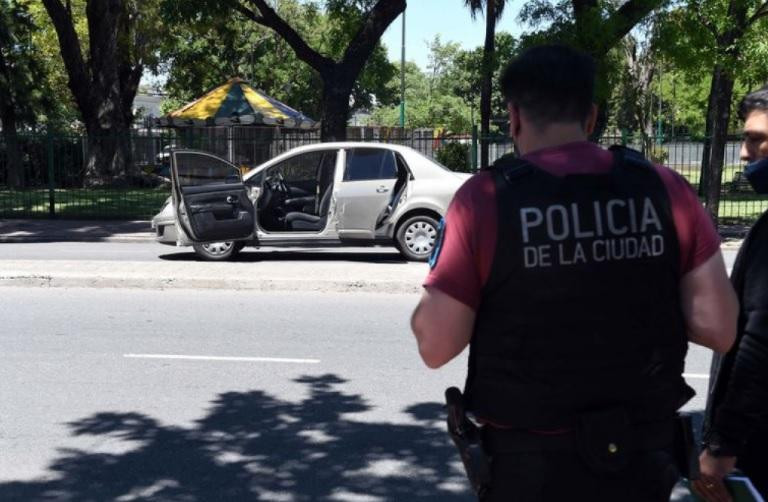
[396,215,440,262]
[192,241,245,261]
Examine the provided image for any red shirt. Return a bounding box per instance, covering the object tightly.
[425,142,722,310]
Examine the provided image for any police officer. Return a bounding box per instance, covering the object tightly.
[694,86,768,501]
[410,45,738,501]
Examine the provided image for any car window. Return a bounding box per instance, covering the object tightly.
[174,152,240,187]
[344,148,397,181]
[272,150,327,183]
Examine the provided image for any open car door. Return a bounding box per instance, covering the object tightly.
[170,150,255,242]
[335,148,399,240]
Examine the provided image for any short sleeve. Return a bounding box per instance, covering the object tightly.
[423,173,497,310]
[655,165,721,274]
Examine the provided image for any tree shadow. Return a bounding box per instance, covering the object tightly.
[158,249,410,264]
[0,374,469,501]
[0,219,152,243]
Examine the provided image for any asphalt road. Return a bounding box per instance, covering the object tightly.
[0,241,407,263]
[1,286,716,501]
[0,241,740,270]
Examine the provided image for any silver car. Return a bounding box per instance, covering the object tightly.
[151,142,470,261]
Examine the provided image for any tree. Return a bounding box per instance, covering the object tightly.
[520,0,667,137]
[613,21,661,155]
[657,0,768,219]
[450,32,518,130]
[165,0,405,141]
[0,0,46,188]
[41,0,162,185]
[157,1,396,123]
[464,0,509,168]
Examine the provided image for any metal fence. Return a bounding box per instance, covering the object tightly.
[1,127,766,223]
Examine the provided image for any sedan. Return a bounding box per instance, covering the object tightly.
[151,142,470,261]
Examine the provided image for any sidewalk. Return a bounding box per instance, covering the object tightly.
[0,219,153,243]
[0,259,427,294]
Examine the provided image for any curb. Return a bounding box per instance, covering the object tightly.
[0,235,154,244]
[0,275,423,295]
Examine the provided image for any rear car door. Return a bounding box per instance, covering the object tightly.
[171,150,255,242]
[334,148,398,240]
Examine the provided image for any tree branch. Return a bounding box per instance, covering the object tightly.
[747,0,768,26]
[596,0,665,56]
[690,0,719,36]
[240,0,334,75]
[41,0,93,120]
[339,0,406,80]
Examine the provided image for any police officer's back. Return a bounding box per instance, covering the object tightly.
[410,45,738,501]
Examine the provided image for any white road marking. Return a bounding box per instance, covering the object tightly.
[683,373,710,380]
[124,353,320,364]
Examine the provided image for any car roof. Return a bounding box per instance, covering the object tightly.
[165,142,422,159]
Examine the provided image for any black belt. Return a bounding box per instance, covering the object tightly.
[482,420,675,454]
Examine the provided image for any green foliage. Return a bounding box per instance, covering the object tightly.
[368,32,517,133]
[0,0,60,129]
[652,0,768,136]
[158,0,397,118]
[435,142,472,172]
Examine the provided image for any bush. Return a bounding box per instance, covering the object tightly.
[648,146,668,165]
[435,142,472,172]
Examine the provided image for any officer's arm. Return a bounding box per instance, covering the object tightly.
[679,251,738,353]
[411,287,476,369]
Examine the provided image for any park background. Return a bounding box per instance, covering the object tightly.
[2,0,767,224]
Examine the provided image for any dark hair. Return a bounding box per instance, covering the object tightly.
[499,45,595,127]
[738,86,768,121]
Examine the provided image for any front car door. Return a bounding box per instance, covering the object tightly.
[334,148,398,240]
[171,150,255,242]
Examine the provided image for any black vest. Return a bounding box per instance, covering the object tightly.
[465,147,694,429]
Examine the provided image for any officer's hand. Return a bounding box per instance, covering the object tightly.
[691,450,736,502]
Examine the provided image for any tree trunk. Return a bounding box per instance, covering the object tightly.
[704,64,735,222]
[84,125,132,187]
[0,106,24,188]
[480,0,496,168]
[320,79,352,141]
[699,75,717,197]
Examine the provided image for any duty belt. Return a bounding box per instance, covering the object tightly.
[482,419,675,454]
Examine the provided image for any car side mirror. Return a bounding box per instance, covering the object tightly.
[225,174,241,184]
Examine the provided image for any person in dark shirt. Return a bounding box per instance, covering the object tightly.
[411,45,738,501]
[695,87,768,501]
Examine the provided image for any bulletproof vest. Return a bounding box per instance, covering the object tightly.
[464,146,694,429]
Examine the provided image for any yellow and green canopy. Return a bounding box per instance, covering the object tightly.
[157,78,317,129]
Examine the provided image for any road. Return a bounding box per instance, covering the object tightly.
[0,243,740,500]
[0,241,407,263]
[0,241,742,269]
[2,284,717,501]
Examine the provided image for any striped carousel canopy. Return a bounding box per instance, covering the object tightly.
[156,78,317,129]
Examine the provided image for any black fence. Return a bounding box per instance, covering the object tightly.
[0,127,765,223]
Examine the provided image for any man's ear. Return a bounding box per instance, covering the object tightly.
[584,104,598,135]
[508,103,521,139]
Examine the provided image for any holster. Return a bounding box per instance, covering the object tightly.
[445,387,491,499]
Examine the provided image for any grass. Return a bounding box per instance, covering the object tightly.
[0,188,170,220]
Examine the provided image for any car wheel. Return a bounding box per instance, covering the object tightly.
[192,241,244,261]
[396,215,440,262]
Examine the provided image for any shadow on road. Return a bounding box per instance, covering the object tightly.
[0,374,469,501]
[159,250,410,264]
[0,219,152,243]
